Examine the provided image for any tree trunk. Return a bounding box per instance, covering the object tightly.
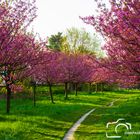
[75,83,78,96]
[101,83,103,93]
[64,83,68,100]
[89,83,92,94]
[95,83,98,93]
[49,84,54,103]
[33,84,36,106]
[6,84,11,114]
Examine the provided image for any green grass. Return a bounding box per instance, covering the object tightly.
[74,90,140,140]
[0,88,139,140]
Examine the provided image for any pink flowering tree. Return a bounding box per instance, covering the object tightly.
[29,50,61,104]
[80,0,140,88]
[59,53,95,98]
[0,0,39,113]
[15,39,47,106]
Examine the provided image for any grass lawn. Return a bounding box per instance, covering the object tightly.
[74,90,140,140]
[0,87,139,140]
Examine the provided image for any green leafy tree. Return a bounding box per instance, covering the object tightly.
[65,27,104,57]
[48,32,64,51]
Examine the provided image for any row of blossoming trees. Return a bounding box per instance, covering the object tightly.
[0,0,138,113]
[0,0,107,113]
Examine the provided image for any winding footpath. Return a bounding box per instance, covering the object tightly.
[63,99,120,140]
[63,108,96,140]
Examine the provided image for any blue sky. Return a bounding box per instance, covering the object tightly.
[32,0,97,38]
